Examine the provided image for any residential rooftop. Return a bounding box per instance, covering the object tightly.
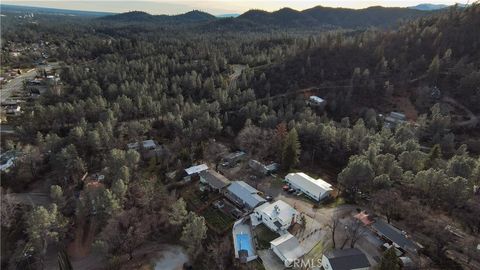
[199,169,231,189]
[372,219,417,252]
[324,248,371,270]
[185,164,209,175]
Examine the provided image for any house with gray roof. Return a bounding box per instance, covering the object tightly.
[371,219,418,253]
[322,248,371,270]
[126,139,166,160]
[384,111,407,129]
[225,181,266,209]
[199,169,231,191]
[270,232,304,267]
[222,151,246,167]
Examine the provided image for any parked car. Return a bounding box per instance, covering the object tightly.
[282,185,290,191]
[287,188,296,193]
[265,195,273,202]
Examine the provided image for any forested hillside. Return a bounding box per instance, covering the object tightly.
[1,3,479,270]
[255,4,480,116]
[99,6,434,29]
[100,10,216,24]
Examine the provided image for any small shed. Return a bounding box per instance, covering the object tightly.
[184,164,208,182]
[222,151,246,167]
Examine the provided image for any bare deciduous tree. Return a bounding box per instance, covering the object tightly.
[1,191,19,229]
[341,219,366,249]
[327,212,341,248]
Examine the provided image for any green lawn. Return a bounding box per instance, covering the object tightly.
[202,207,235,232]
[254,224,279,249]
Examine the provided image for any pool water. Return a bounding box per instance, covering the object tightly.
[236,233,254,256]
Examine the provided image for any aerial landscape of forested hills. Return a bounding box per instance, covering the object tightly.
[99,5,434,29]
[1,3,480,270]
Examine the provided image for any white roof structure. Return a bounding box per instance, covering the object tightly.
[185,164,209,175]
[255,200,298,227]
[270,233,304,265]
[309,96,325,103]
[286,172,332,197]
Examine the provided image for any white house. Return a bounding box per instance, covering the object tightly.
[285,172,333,201]
[270,233,305,267]
[253,200,299,233]
[322,248,371,270]
[308,96,327,109]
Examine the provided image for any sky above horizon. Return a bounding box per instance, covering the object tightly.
[2,0,469,15]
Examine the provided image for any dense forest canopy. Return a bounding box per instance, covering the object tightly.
[1,3,480,270]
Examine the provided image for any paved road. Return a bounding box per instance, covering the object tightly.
[0,69,37,103]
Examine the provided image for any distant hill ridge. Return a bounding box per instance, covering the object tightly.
[100,10,216,23]
[236,6,432,28]
[409,3,467,10]
[99,5,445,29]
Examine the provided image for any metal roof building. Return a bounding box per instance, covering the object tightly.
[285,172,333,201]
[322,248,371,270]
[371,219,418,253]
[199,169,231,190]
[270,233,304,267]
[226,181,266,209]
[184,164,209,175]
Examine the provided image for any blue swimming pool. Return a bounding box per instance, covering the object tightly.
[236,233,254,256]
